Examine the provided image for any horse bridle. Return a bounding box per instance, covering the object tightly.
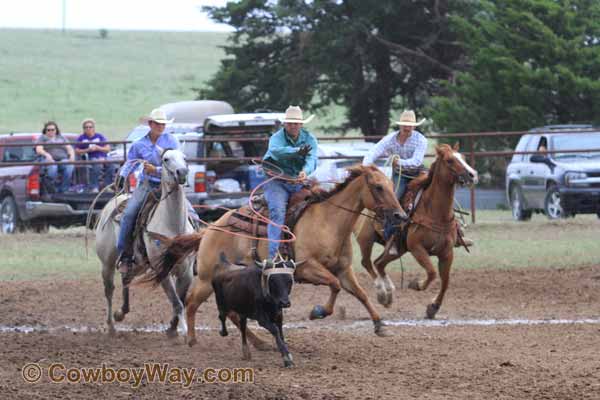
[440,152,472,186]
[321,171,397,220]
[150,148,180,202]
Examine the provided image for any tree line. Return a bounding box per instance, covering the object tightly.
[197,0,600,180]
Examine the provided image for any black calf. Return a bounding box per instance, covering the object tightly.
[212,254,295,367]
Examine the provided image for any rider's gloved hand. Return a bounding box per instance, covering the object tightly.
[297,144,312,157]
[115,175,126,191]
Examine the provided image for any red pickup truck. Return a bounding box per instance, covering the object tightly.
[0,133,116,234]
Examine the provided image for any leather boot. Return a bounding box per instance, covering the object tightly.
[117,253,136,286]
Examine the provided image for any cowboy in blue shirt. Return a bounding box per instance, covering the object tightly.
[116,109,198,284]
[262,106,318,264]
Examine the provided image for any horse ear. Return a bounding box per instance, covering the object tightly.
[453,142,460,152]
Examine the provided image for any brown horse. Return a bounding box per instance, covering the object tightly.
[354,144,478,319]
[150,165,407,347]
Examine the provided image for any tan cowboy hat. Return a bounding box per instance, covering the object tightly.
[282,105,314,124]
[145,108,174,124]
[394,110,425,127]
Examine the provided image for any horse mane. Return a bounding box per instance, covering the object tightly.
[420,160,437,192]
[308,164,377,204]
[419,144,454,192]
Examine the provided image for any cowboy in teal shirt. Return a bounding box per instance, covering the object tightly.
[263,127,318,177]
[262,106,318,262]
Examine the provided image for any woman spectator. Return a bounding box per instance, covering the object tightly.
[35,121,75,193]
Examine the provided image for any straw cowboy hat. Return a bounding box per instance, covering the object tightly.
[282,105,314,124]
[142,108,174,124]
[394,110,425,127]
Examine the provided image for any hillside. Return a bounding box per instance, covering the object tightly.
[0,29,228,139]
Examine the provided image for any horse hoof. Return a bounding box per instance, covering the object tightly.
[376,290,388,306]
[383,291,394,308]
[309,305,327,320]
[374,320,391,337]
[252,340,271,352]
[166,328,178,339]
[242,350,252,361]
[187,337,198,347]
[107,325,116,336]
[426,303,440,319]
[408,279,420,291]
[113,310,125,322]
[283,355,294,368]
[219,329,228,337]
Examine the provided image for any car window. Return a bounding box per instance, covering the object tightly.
[239,139,268,157]
[551,133,600,159]
[2,141,37,162]
[525,136,545,161]
[179,139,199,159]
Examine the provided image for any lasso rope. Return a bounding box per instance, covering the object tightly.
[189,158,301,246]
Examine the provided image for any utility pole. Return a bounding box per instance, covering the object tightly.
[62,0,66,33]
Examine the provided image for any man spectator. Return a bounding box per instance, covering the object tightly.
[75,118,116,193]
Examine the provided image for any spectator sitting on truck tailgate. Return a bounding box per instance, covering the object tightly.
[75,118,116,193]
[35,121,75,193]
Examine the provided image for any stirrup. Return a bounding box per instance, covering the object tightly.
[117,253,135,284]
[456,237,474,247]
[384,236,398,256]
[119,263,135,286]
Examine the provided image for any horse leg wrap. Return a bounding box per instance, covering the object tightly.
[309,305,327,320]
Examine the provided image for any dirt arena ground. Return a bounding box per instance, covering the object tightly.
[1,265,600,399]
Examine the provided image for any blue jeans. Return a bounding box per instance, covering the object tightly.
[116,180,200,254]
[384,171,411,241]
[117,180,157,254]
[44,162,74,193]
[263,179,303,258]
[88,160,116,189]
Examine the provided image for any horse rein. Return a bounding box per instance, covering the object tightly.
[320,170,398,220]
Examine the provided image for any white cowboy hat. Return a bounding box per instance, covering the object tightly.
[145,108,174,124]
[394,110,425,127]
[282,105,314,124]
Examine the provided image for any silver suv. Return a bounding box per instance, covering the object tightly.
[506,125,600,220]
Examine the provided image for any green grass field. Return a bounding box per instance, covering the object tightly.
[0,29,228,139]
[1,211,598,281]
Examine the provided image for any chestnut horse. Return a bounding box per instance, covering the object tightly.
[150,165,407,347]
[354,144,478,318]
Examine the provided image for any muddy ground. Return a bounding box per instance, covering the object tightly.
[1,266,600,399]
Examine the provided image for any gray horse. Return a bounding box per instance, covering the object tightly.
[95,149,194,337]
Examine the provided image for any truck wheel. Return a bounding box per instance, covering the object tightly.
[510,186,532,221]
[1,196,21,234]
[544,185,563,220]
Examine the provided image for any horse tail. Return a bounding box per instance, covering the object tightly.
[147,230,204,285]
